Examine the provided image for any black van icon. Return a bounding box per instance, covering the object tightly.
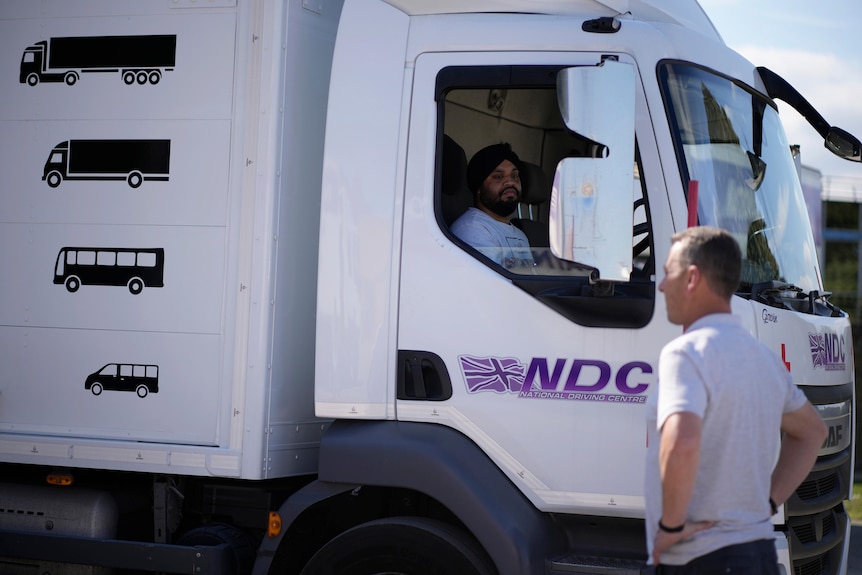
[85,363,159,398]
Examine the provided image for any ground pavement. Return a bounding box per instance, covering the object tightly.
[848,523,862,575]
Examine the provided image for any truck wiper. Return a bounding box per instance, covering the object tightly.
[749,281,800,302]
[746,281,840,317]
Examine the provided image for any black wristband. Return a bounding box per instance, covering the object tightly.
[769,497,778,515]
[658,519,685,533]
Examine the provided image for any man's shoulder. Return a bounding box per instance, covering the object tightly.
[452,207,490,227]
[452,207,499,237]
[661,315,747,354]
[685,314,748,342]
[664,313,787,370]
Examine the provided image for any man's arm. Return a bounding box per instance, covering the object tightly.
[659,411,701,526]
[652,411,712,565]
[770,402,828,508]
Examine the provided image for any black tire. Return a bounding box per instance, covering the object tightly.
[90,383,103,396]
[64,72,78,86]
[176,524,255,575]
[136,385,148,398]
[123,71,136,85]
[300,517,496,575]
[26,73,39,86]
[46,171,63,188]
[128,278,143,295]
[65,276,80,293]
[148,70,161,85]
[127,171,143,188]
[136,71,148,85]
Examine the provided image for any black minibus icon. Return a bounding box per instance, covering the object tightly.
[85,363,159,398]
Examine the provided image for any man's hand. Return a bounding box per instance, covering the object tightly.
[652,520,713,566]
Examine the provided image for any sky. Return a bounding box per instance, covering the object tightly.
[698,0,862,185]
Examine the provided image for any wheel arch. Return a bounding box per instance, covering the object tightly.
[254,420,563,575]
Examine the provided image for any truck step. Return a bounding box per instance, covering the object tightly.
[548,554,648,574]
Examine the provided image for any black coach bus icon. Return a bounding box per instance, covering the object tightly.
[54,247,164,294]
[85,363,159,398]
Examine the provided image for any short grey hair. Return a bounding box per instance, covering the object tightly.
[671,226,742,299]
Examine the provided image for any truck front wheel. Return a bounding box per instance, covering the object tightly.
[299,517,496,575]
[65,276,81,293]
[46,171,63,188]
[26,74,39,86]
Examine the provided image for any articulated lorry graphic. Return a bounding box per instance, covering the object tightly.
[20,35,176,86]
[43,139,171,188]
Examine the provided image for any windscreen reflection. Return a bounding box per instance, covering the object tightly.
[660,63,822,292]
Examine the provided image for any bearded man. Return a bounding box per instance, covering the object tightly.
[451,143,535,270]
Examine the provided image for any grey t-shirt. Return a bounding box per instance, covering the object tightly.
[645,313,807,565]
[451,207,534,270]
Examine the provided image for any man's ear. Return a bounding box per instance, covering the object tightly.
[685,264,701,293]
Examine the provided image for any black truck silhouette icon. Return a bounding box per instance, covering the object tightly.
[20,35,176,86]
[43,140,171,188]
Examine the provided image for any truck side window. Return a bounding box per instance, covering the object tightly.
[437,66,652,278]
[435,65,655,328]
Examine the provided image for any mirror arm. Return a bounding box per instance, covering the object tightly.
[756,66,830,138]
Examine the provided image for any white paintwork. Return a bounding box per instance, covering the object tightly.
[0,0,342,479]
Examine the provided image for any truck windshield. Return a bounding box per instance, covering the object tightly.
[659,63,822,293]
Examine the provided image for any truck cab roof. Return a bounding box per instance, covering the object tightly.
[378,0,722,42]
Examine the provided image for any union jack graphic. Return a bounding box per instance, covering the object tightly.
[809,333,826,368]
[459,355,526,393]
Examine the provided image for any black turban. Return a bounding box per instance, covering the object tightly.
[466,143,522,193]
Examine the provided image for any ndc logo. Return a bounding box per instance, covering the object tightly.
[808,332,846,371]
[459,355,652,404]
[459,356,525,394]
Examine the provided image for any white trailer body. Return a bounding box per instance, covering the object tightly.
[0,1,856,574]
[0,0,335,480]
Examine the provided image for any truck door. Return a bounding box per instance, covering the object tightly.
[397,51,679,516]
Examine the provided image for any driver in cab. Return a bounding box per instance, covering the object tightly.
[451,143,535,271]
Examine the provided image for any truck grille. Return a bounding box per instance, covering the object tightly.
[795,555,825,575]
[790,512,835,545]
[796,474,837,501]
[786,384,854,575]
[786,448,851,575]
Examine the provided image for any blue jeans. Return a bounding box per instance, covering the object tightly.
[657,539,780,575]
